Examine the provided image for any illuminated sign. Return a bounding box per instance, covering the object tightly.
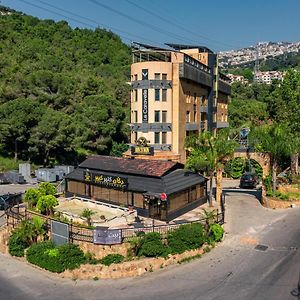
[131,146,154,155]
[84,171,127,189]
[131,137,154,155]
[142,69,148,80]
[142,89,148,123]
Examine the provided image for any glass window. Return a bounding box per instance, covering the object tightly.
[134,110,138,122]
[154,73,160,80]
[194,92,197,103]
[162,110,167,122]
[162,73,167,80]
[186,111,190,123]
[134,74,138,81]
[155,89,160,101]
[154,110,160,122]
[162,89,167,101]
[134,89,138,102]
[162,132,167,144]
[134,132,138,143]
[154,132,160,144]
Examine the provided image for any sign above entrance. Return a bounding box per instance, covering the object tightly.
[84,171,127,189]
[131,137,154,155]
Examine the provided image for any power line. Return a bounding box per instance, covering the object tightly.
[15,0,160,46]
[34,0,160,46]
[124,0,242,50]
[88,0,200,45]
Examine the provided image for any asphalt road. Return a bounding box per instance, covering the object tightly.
[1,183,300,300]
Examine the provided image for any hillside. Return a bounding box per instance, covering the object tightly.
[219,41,300,68]
[0,8,131,165]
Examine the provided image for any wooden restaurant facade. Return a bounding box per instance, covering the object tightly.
[65,155,208,221]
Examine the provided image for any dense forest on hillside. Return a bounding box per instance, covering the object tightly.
[229,69,300,132]
[0,9,131,166]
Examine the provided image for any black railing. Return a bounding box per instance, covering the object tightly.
[6,207,225,244]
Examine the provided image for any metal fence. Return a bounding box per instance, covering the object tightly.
[6,206,224,244]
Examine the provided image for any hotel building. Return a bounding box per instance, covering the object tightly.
[124,43,231,164]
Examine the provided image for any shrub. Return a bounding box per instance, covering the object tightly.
[58,243,86,270]
[38,182,57,196]
[209,224,224,242]
[24,188,41,208]
[26,242,85,273]
[167,223,206,254]
[138,232,166,257]
[36,195,58,215]
[100,254,124,266]
[8,231,30,257]
[26,241,63,272]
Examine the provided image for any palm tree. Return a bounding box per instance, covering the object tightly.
[81,208,96,227]
[185,129,237,206]
[249,123,292,192]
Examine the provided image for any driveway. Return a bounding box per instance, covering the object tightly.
[0,180,300,300]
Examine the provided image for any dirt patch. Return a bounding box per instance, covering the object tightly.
[262,196,300,209]
[240,236,259,245]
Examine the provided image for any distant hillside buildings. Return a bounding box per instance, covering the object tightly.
[253,71,284,84]
[219,41,300,68]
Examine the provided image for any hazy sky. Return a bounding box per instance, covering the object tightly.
[1,0,300,51]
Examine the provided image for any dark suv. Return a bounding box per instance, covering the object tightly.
[0,193,22,210]
[240,172,259,189]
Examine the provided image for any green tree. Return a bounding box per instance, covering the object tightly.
[36,195,58,215]
[185,130,237,206]
[24,188,41,208]
[249,123,292,191]
[38,182,57,196]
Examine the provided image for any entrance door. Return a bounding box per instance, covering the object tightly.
[149,200,161,219]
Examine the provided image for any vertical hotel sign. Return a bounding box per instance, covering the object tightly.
[142,69,148,123]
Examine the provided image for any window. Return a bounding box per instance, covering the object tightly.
[154,110,160,122]
[154,132,160,144]
[155,89,160,101]
[162,132,167,144]
[186,91,191,103]
[162,73,167,80]
[194,92,197,103]
[186,111,190,123]
[154,73,160,80]
[134,74,138,81]
[162,89,167,101]
[134,132,138,143]
[134,89,138,102]
[162,110,167,122]
[134,110,138,122]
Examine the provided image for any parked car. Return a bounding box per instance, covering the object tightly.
[240,172,259,188]
[0,193,22,210]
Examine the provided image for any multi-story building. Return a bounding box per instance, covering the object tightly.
[227,74,249,84]
[124,43,231,164]
[254,71,284,84]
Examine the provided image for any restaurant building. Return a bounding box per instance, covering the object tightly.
[124,42,231,164]
[65,155,207,221]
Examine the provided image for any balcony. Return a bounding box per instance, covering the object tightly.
[186,123,200,131]
[129,123,172,132]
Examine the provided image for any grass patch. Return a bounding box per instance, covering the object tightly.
[178,254,202,264]
[0,156,20,172]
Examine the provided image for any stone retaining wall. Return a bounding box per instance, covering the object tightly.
[61,247,207,280]
[261,196,300,209]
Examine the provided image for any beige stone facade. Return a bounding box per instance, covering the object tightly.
[125,43,231,164]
